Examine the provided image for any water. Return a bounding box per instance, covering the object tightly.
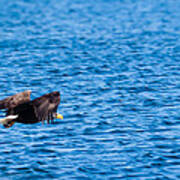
[0,0,180,179]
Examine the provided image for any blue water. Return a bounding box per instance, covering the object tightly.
[0,0,180,179]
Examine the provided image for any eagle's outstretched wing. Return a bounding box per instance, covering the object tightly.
[32,91,60,123]
[0,90,31,110]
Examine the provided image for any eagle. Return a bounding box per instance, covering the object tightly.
[0,91,63,128]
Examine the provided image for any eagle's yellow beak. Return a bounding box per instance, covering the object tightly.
[56,113,63,120]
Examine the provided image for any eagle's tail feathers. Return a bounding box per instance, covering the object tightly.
[0,115,18,128]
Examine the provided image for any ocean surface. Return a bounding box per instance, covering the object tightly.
[0,0,180,179]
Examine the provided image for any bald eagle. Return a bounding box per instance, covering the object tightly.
[0,91,63,128]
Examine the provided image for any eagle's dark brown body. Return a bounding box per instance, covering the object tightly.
[0,91,61,127]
